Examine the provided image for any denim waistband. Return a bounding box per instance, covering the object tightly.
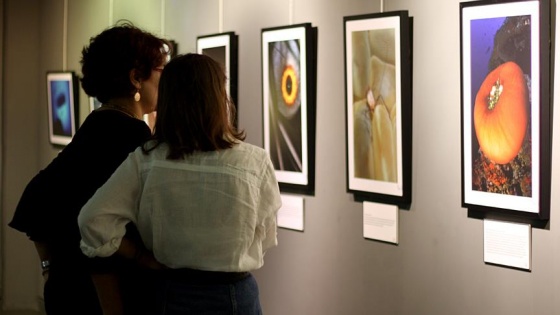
[159,268,250,285]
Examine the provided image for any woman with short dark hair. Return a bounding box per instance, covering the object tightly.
[9,21,170,314]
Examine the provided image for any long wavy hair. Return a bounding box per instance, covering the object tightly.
[144,53,245,159]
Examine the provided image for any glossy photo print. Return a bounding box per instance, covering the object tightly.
[460,0,552,219]
[262,24,317,195]
[268,38,303,173]
[351,28,397,183]
[202,46,225,67]
[470,16,532,196]
[47,72,78,146]
[344,12,412,206]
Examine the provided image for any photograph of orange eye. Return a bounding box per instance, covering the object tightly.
[281,65,298,106]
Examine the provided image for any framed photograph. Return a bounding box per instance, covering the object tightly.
[460,0,552,219]
[46,72,79,146]
[197,32,238,125]
[262,23,317,195]
[344,12,413,206]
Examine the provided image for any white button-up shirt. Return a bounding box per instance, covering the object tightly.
[78,141,281,272]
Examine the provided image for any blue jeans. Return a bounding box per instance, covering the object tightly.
[156,272,262,315]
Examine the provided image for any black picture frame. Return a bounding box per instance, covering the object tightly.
[261,23,317,195]
[46,71,79,146]
[344,11,413,207]
[197,32,239,126]
[460,0,553,220]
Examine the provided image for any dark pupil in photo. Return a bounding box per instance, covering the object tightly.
[285,75,292,94]
[280,65,298,106]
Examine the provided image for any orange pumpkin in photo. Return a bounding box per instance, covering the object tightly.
[474,61,528,164]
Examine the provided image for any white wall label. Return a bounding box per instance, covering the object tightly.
[484,219,531,270]
[363,201,398,244]
[277,194,304,231]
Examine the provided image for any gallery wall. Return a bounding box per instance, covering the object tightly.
[2,0,560,314]
[0,0,3,302]
[3,0,42,310]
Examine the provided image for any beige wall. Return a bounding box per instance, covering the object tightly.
[2,0,560,314]
[3,0,42,311]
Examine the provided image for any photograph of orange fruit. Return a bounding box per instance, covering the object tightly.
[470,16,532,197]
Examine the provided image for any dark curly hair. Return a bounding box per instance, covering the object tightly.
[80,21,171,103]
[144,53,245,159]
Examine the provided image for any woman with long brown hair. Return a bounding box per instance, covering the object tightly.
[78,53,281,314]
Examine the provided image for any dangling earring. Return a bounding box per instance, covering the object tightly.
[134,90,141,102]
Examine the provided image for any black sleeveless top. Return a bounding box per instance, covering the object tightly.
[10,109,151,260]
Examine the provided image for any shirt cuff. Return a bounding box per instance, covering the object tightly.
[80,238,122,258]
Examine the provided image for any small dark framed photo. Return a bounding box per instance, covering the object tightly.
[197,32,239,124]
[46,72,79,146]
